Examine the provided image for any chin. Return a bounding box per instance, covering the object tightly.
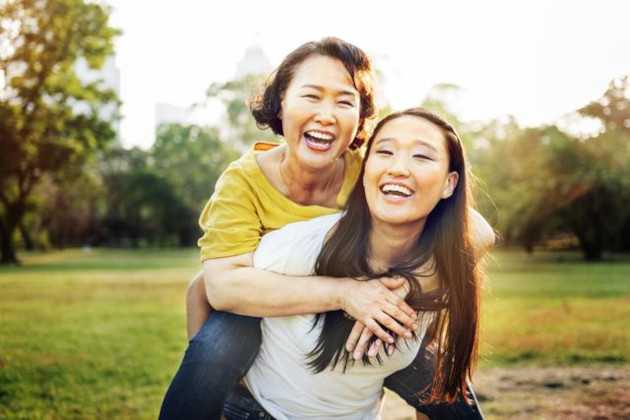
[372,212,417,227]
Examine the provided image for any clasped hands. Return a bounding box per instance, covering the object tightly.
[341,276,417,360]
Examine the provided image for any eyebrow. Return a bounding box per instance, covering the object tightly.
[376,137,439,153]
[300,84,357,97]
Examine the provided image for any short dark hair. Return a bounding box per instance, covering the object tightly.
[250,37,376,149]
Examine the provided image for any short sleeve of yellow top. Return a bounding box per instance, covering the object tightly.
[198,142,363,261]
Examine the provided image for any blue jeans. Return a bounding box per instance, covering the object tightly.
[159,311,262,420]
[159,311,484,420]
[223,383,274,420]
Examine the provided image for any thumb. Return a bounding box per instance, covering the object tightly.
[380,276,405,289]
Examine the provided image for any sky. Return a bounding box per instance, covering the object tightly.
[107,0,630,148]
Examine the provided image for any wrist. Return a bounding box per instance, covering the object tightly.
[333,277,355,311]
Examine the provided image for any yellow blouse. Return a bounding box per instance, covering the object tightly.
[198,142,362,261]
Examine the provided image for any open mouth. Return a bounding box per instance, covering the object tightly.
[380,183,414,198]
[304,130,335,151]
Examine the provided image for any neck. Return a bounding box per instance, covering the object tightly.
[280,148,343,200]
[367,217,426,271]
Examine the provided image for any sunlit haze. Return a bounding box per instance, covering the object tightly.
[107,0,630,148]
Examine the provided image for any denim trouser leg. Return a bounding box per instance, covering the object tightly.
[384,341,484,419]
[158,311,262,420]
[222,383,274,420]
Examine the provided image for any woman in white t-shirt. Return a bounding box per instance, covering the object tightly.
[224,107,491,420]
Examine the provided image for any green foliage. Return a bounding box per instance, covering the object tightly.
[437,76,630,260]
[153,123,239,211]
[99,147,193,247]
[0,0,120,263]
[94,124,239,247]
[205,74,278,149]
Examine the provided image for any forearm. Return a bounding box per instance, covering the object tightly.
[205,264,351,317]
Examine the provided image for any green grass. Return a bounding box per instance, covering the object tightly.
[1,248,630,418]
[480,250,630,366]
[0,249,198,420]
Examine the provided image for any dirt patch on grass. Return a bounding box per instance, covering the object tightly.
[383,366,630,419]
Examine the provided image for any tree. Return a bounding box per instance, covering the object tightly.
[99,147,192,247]
[0,0,119,263]
[152,123,239,245]
[37,162,105,248]
[153,123,239,211]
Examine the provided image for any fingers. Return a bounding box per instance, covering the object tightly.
[382,289,417,327]
[353,325,377,360]
[386,342,396,356]
[345,321,365,352]
[375,307,413,339]
[367,339,383,358]
[363,318,394,347]
[383,301,417,330]
[381,278,417,321]
[392,297,417,321]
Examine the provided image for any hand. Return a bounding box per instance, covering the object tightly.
[344,277,416,360]
[340,276,417,347]
[345,322,397,360]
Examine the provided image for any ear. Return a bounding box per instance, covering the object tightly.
[441,171,459,199]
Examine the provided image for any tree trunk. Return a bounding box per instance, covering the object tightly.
[19,222,35,251]
[0,220,19,265]
[574,227,603,261]
[582,241,603,261]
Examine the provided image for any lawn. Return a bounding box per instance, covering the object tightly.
[1,248,629,419]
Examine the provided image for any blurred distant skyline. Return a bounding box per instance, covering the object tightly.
[107,0,630,148]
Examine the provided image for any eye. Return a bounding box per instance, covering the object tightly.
[376,149,393,156]
[338,100,355,107]
[413,154,433,161]
[302,94,319,100]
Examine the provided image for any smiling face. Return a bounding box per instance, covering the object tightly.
[280,54,361,171]
[363,115,459,227]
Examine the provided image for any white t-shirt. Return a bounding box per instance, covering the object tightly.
[244,213,428,420]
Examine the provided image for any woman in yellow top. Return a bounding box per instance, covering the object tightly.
[159,38,490,420]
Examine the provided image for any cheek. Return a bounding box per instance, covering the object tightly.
[415,166,450,198]
[282,99,308,122]
[348,112,361,131]
[363,160,388,204]
[339,108,360,131]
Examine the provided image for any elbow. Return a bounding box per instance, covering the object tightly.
[186,271,211,309]
[469,209,496,254]
[475,227,496,257]
[484,226,496,250]
[200,263,233,311]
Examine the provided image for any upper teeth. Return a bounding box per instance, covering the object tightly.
[307,131,334,141]
[381,184,413,196]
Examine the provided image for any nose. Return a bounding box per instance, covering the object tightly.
[313,100,336,125]
[387,154,411,177]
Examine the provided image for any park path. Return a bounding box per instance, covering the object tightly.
[383,366,630,419]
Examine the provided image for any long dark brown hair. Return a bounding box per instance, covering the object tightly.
[310,108,481,403]
[249,37,376,149]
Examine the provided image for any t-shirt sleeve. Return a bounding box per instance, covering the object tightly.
[197,165,262,261]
